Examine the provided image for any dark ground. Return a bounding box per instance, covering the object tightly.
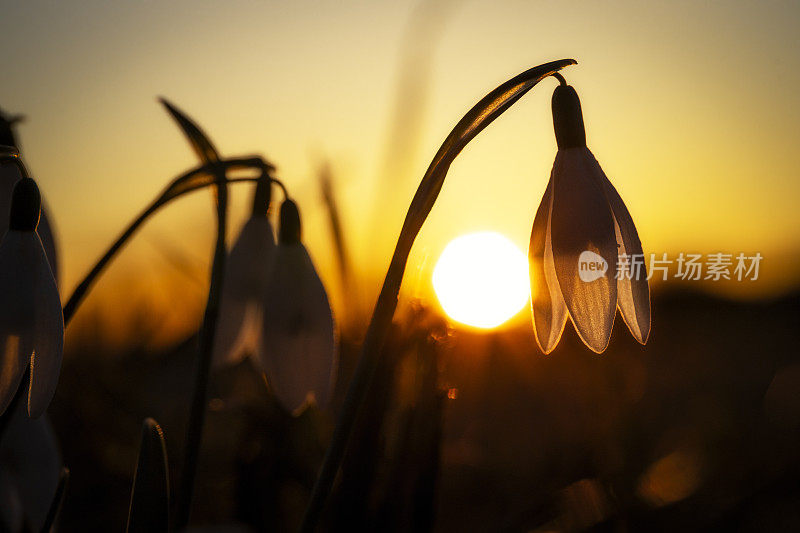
[50,286,800,531]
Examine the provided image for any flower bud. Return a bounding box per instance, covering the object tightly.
[250,174,272,218]
[552,84,586,149]
[9,177,41,231]
[278,199,301,244]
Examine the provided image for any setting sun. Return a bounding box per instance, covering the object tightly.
[432,232,530,329]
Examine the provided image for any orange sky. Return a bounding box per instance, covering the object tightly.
[2,0,799,344]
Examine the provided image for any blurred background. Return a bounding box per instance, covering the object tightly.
[2,0,800,531]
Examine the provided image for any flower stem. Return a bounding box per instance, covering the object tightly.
[62,159,266,325]
[552,72,568,86]
[173,162,229,529]
[300,59,575,532]
[62,202,159,325]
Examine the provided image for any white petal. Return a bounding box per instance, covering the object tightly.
[211,296,249,368]
[0,400,61,530]
[0,231,38,414]
[28,234,64,418]
[0,331,31,417]
[592,162,651,344]
[259,244,337,412]
[529,178,567,354]
[550,148,618,353]
[213,217,275,367]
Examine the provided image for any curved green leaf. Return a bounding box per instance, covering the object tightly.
[154,158,267,210]
[159,98,220,164]
[126,418,169,533]
[61,158,267,325]
[401,59,576,246]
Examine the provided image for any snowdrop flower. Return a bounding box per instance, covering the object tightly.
[529,77,650,354]
[0,110,58,281]
[0,177,64,417]
[259,199,336,412]
[212,177,276,366]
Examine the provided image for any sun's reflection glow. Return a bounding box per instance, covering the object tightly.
[432,232,529,329]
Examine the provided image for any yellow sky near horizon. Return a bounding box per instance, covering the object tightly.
[2,0,799,344]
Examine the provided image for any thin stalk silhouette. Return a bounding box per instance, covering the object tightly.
[156,98,235,528]
[62,157,271,324]
[173,160,228,529]
[318,163,357,326]
[300,59,576,532]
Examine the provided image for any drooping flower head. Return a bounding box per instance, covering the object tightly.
[212,175,276,367]
[211,178,337,413]
[0,177,64,417]
[259,198,337,412]
[0,110,58,281]
[529,77,650,354]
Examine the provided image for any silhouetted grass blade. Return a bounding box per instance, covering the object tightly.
[404,59,577,236]
[61,158,266,325]
[158,98,220,164]
[126,418,169,533]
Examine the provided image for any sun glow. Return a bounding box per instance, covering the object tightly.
[432,232,530,329]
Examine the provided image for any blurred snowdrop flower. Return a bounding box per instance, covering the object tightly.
[211,181,336,413]
[0,177,64,417]
[259,198,336,412]
[0,110,58,281]
[212,177,276,366]
[529,78,650,354]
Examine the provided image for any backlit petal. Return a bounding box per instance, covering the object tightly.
[213,217,276,367]
[0,335,30,416]
[0,231,37,415]
[259,244,336,413]
[28,234,64,418]
[529,178,567,354]
[550,147,618,353]
[593,159,651,344]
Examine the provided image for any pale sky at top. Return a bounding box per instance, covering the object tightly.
[1,0,799,338]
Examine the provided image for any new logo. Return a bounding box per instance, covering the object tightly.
[578,250,608,282]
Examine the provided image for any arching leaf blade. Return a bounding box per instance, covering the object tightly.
[159,98,220,164]
[126,418,169,533]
